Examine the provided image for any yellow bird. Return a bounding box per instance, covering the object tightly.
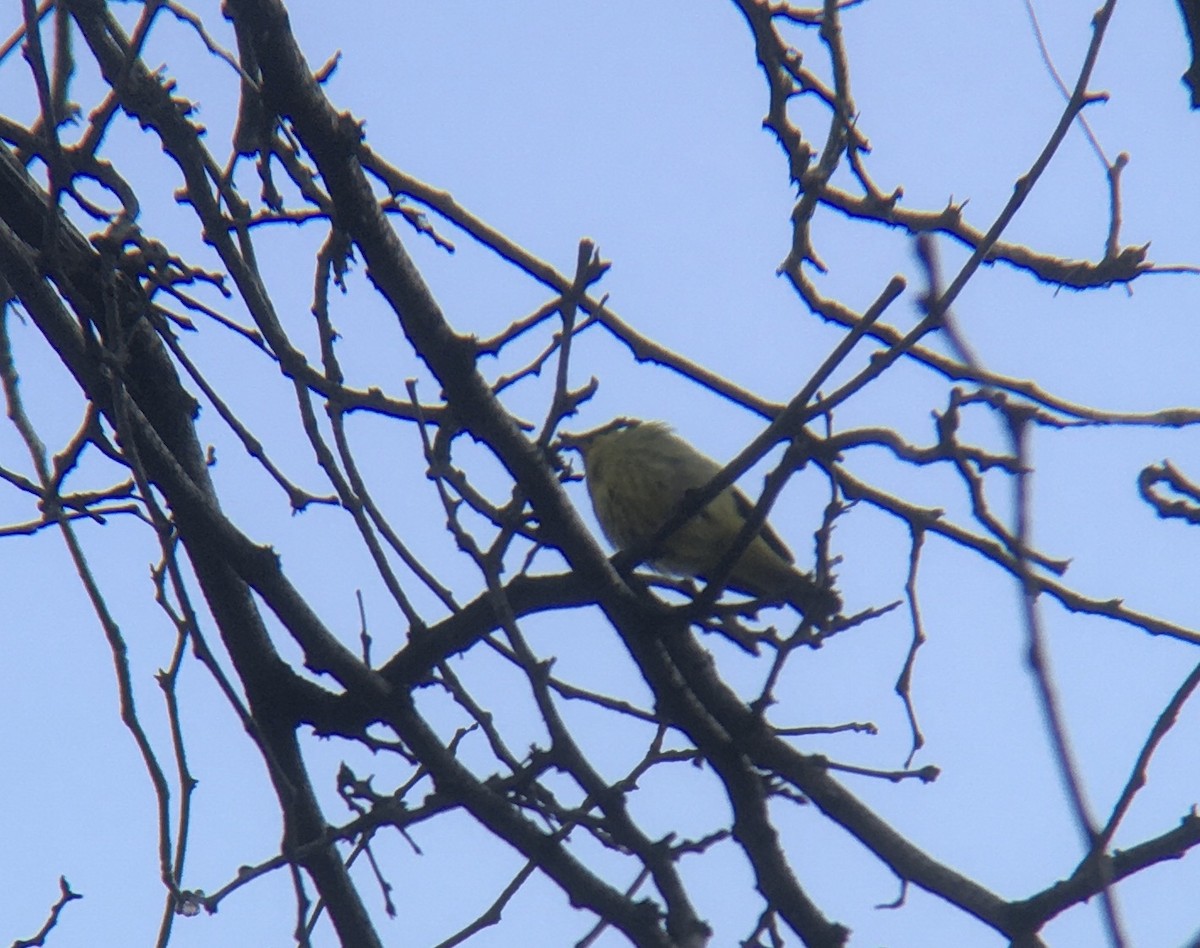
[563,418,838,621]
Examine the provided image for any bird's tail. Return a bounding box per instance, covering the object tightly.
[784,570,841,625]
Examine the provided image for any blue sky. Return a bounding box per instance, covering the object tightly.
[2,2,1199,946]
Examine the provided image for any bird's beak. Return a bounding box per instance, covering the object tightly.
[556,431,589,455]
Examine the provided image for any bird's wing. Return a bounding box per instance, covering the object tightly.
[731,487,795,564]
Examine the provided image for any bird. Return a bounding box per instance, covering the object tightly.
[562,418,838,621]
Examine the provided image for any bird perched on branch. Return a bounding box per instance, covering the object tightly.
[562,418,839,622]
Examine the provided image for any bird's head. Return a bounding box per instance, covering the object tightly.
[556,417,643,459]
